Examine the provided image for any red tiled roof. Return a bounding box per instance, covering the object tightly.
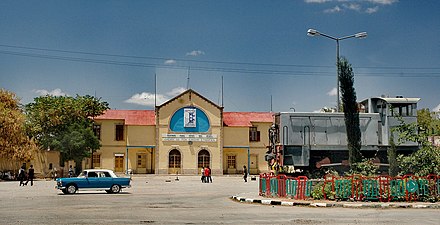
[223,112,273,127]
[95,110,272,127]
[95,110,155,126]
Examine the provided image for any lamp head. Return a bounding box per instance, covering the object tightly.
[307,29,319,36]
[355,32,367,39]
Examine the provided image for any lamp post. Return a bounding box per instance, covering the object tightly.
[307,29,367,112]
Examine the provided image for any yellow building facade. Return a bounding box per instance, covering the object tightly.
[90,89,273,175]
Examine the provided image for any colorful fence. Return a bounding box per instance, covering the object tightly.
[259,173,440,202]
[259,173,312,200]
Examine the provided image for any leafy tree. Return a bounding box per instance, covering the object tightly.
[393,117,440,176]
[417,108,440,135]
[49,123,101,168]
[25,95,109,166]
[0,89,38,161]
[338,57,362,167]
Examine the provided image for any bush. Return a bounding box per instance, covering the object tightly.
[398,146,440,176]
[311,181,335,200]
[345,158,379,177]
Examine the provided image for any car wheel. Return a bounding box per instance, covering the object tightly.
[110,184,121,194]
[66,184,77,194]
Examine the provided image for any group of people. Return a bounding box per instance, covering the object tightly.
[18,164,34,186]
[200,165,248,183]
[200,166,212,183]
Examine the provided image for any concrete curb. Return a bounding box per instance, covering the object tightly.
[231,195,440,209]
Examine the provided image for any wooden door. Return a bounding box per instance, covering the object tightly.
[115,155,124,172]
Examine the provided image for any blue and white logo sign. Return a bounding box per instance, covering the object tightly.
[184,108,197,128]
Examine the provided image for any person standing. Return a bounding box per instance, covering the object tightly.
[204,166,210,183]
[201,167,205,183]
[52,167,58,180]
[206,166,212,183]
[18,164,26,186]
[243,165,248,182]
[25,165,35,186]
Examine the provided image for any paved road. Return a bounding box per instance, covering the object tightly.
[0,175,438,225]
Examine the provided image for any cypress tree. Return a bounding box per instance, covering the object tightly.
[338,57,362,167]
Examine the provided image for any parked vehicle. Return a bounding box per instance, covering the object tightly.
[266,96,421,174]
[56,169,131,194]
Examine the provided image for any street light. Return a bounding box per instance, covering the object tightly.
[307,28,367,112]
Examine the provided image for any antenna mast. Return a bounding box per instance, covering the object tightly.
[186,67,190,90]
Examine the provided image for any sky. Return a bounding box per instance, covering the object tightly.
[1,0,439,113]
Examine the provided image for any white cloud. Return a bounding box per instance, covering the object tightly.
[125,86,187,107]
[367,0,398,5]
[305,0,398,4]
[34,88,68,96]
[305,0,397,14]
[304,0,332,3]
[365,6,379,13]
[327,87,337,96]
[124,92,169,106]
[166,87,187,96]
[433,103,440,112]
[343,3,361,11]
[164,59,176,65]
[186,50,205,57]
[324,6,342,13]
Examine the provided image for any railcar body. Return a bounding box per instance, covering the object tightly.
[266,96,421,173]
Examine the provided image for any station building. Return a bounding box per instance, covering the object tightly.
[86,89,273,175]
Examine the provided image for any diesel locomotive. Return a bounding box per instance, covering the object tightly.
[265,96,421,173]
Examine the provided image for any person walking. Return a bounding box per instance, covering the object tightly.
[243,165,248,182]
[18,164,26,186]
[25,165,35,186]
[206,166,212,183]
[201,167,205,183]
[204,166,210,183]
[68,165,74,178]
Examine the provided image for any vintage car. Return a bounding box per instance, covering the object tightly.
[56,169,131,194]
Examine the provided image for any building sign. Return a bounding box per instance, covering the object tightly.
[184,108,196,128]
[162,133,217,142]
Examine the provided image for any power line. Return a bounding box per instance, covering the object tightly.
[0,47,440,78]
[2,43,440,70]
[0,44,331,69]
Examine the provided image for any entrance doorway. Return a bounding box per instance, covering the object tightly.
[250,154,258,174]
[115,154,124,172]
[168,149,181,174]
[198,149,210,174]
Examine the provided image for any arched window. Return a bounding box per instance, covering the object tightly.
[169,149,181,169]
[198,150,210,168]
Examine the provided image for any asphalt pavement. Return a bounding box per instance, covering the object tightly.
[0,175,439,225]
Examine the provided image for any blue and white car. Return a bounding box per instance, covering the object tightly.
[56,169,131,194]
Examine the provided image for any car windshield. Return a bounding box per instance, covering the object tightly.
[77,171,87,178]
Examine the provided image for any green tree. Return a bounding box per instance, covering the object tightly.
[50,123,101,168]
[387,134,399,176]
[25,95,109,166]
[338,57,362,168]
[417,108,440,135]
[0,89,38,161]
[393,117,440,176]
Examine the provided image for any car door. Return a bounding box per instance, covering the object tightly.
[97,171,113,188]
[85,171,100,188]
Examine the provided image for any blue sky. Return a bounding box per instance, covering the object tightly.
[1,0,439,113]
